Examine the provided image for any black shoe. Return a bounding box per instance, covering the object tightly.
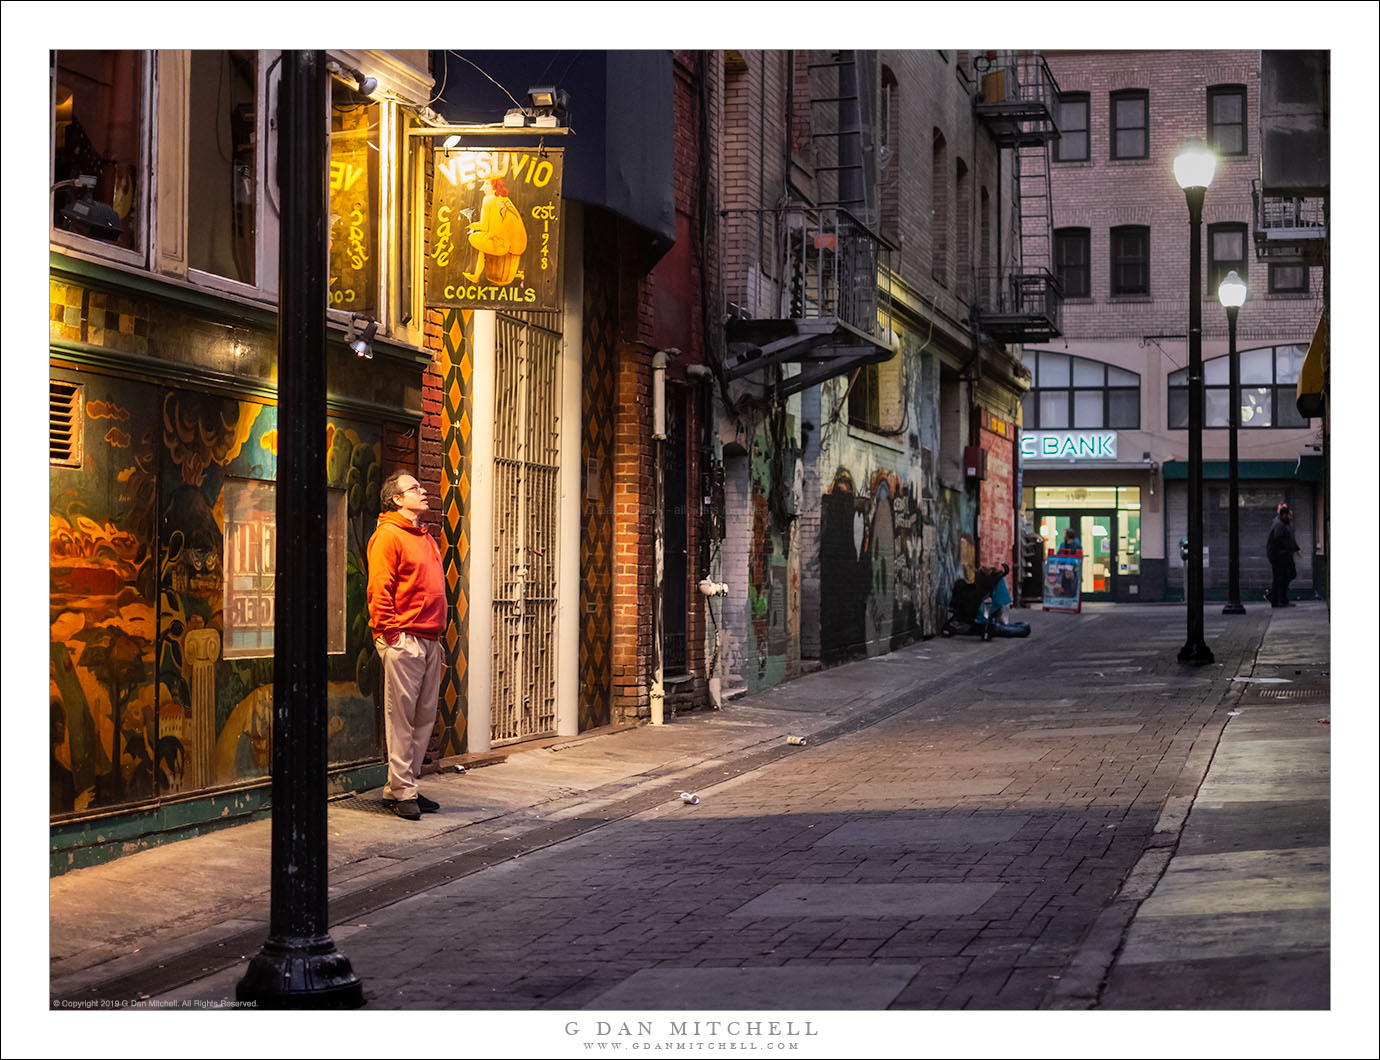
[416,793,439,814]
[387,798,421,821]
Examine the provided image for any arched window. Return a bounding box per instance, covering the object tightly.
[955,158,970,301]
[879,66,899,241]
[931,128,948,284]
[1020,351,1140,430]
[1168,343,1310,429]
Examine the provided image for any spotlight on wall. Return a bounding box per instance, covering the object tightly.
[347,314,379,359]
[526,84,569,127]
[327,61,377,97]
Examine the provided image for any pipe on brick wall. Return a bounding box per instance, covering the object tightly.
[652,349,673,439]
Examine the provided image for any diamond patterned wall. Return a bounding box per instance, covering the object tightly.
[579,236,616,731]
[439,308,473,754]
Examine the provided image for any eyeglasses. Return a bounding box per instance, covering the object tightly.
[399,485,425,495]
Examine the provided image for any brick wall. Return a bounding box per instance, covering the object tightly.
[610,220,657,721]
[1046,50,1324,347]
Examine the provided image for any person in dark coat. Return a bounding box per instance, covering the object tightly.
[1266,503,1301,607]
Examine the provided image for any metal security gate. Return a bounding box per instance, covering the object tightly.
[491,311,561,743]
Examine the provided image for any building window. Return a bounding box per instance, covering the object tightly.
[879,66,899,242]
[1269,262,1309,294]
[955,158,971,301]
[1054,92,1089,162]
[330,78,381,317]
[1168,342,1311,430]
[1110,90,1148,160]
[188,51,259,286]
[931,128,948,285]
[1207,223,1247,296]
[51,51,147,260]
[1055,228,1090,298]
[1208,222,1253,298]
[849,353,902,435]
[1020,351,1140,430]
[1110,225,1149,296]
[1207,85,1246,156]
[224,480,347,658]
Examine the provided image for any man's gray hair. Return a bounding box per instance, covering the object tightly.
[380,470,412,511]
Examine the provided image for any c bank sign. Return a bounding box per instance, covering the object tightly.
[1021,431,1118,460]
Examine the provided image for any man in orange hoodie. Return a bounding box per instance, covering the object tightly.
[367,471,446,820]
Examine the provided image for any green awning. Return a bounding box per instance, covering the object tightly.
[1162,457,1322,481]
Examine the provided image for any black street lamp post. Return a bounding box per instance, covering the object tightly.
[1219,269,1248,615]
[1174,143,1215,665]
[236,50,364,1009]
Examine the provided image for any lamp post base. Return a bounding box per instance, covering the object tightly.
[236,934,365,1009]
[1177,640,1216,665]
[1221,601,1246,615]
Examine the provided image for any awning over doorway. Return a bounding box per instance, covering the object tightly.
[1162,456,1322,481]
[1296,310,1326,418]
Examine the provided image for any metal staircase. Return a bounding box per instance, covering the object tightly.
[807,51,878,227]
[971,51,1063,343]
[1015,139,1053,280]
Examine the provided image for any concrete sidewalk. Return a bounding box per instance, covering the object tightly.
[1098,600,1332,1008]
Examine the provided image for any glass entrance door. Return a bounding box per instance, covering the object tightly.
[1038,510,1118,600]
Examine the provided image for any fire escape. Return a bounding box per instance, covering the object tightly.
[1251,179,1326,265]
[971,52,1063,344]
[721,51,895,399]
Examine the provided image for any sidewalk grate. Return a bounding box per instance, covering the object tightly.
[1253,687,1328,699]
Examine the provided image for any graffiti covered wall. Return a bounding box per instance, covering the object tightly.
[717,401,801,696]
[50,370,385,817]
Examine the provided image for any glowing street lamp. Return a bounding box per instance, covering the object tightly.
[1175,141,1215,664]
[1218,269,1248,616]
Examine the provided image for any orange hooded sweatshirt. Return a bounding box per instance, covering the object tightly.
[366,511,446,641]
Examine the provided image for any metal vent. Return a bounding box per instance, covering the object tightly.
[50,380,83,466]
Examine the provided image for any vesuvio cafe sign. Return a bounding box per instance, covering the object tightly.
[1020,431,1119,460]
[427,148,564,311]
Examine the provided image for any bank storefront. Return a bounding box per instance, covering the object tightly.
[1020,430,1160,602]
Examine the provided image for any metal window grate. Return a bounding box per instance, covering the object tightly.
[50,380,83,466]
[491,312,561,744]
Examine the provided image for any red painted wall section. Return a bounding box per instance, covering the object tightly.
[979,409,1016,595]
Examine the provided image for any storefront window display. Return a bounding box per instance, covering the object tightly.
[1025,486,1142,598]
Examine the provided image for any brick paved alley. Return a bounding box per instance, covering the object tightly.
[149,605,1273,1013]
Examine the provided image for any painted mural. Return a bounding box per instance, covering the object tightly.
[50,371,384,818]
[819,467,925,661]
[716,403,801,696]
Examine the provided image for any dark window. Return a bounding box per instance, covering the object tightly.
[1207,223,1247,296]
[1207,85,1246,156]
[1054,92,1089,162]
[1110,90,1148,159]
[1021,351,1140,430]
[931,128,948,284]
[849,363,884,433]
[1168,342,1311,429]
[51,51,146,251]
[1269,262,1309,294]
[1110,226,1149,296]
[1055,228,1090,298]
[188,51,259,285]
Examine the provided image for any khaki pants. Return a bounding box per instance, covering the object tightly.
[375,632,443,801]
